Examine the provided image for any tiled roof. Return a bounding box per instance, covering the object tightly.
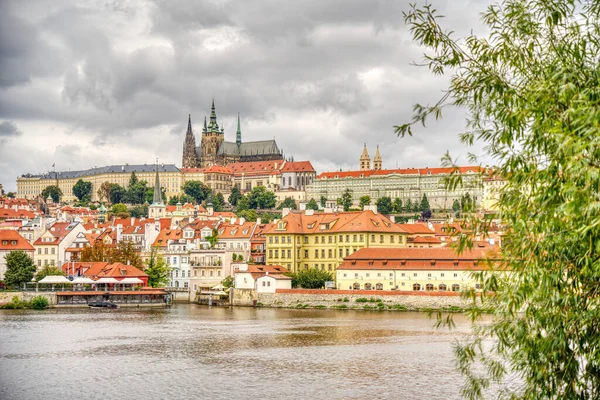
[21,164,180,179]
[228,160,284,177]
[0,209,35,219]
[263,210,408,235]
[181,165,232,174]
[0,230,34,251]
[217,221,256,239]
[281,161,315,173]
[397,223,435,235]
[153,228,183,247]
[338,247,501,271]
[317,166,483,179]
[61,262,148,279]
[411,236,442,244]
[34,222,79,245]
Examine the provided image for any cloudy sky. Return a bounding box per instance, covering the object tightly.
[0,0,492,192]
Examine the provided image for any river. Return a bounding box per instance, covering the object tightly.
[1,305,486,400]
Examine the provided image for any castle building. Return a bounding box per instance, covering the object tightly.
[182,100,284,168]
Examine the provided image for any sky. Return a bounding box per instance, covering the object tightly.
[0,0,493,192]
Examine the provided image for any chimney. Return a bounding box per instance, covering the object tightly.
[305,209,314,216]
[489,238,495,246]
[116,224,123,242]
[256,218,261,225]
[282,207,291,218]
[130,217,134,226]
[239,217,245,225]
[231,217,236,225]
[390,215,395,223]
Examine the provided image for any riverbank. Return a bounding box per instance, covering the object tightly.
[232,288,490,312]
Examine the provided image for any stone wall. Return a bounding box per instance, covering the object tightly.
[233,289,482,311]
[0,292,57,306]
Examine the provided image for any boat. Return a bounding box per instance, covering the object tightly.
[88,301,118,309]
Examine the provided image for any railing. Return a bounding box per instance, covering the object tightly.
[22,285,146,292]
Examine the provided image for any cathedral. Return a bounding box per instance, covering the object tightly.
[182,100,283,168]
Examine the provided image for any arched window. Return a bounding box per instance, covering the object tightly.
[438,283,447,291]
[353,282,361,290]
[364,283,373,290]
[375,283,383,290]
[426,283,434,291]
[452,284,460,292]
[175,281,179,288]
[413,283,421,291]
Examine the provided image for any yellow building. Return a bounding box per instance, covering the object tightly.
[263,209,410,273]
[482,175,507,212]
[336,247,501,291]
[181,165,233,196]
[17,164,183,202]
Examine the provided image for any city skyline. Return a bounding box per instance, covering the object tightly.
[0,0,492,192]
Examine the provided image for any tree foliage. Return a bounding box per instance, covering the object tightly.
[306,198,319,211]
[247,186,276,209]
[294,269,333,289]
[392,198,403,213]
[183,180,211,204]
[236,195,250,211]
[4,251,36,288]
[278,197,297,210]
[375,196,393,214]
[72,179,92,202]
[337,189,353,212]
[111,203,128,214]
[35,266,64,281]
[42,185,62,203]
[419,193,430,212]
[109,184,125,204]
[97,182,112,203]
[319,195,327,208]
[221,275,235,289]
[145,247,171,288]
[400,1,600,398]
[168,194,194,205]
[81,240,143,270]
[359,195,371,209]
[228,185,242,206]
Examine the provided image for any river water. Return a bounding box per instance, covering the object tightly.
[1,305,487,400]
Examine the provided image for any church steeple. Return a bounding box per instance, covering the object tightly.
[373,145,382,170]
[236,113,242,145]
[207,99,219,132]
[203,116,207,132]
[182,114,197,168]
[153,162,162,205]
[360,144,371,171]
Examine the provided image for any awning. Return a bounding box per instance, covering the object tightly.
[212,283,225,290]
[38,275,72,284]
[71,277,95,284]
[95,277,119,284]
[118,277,144,284]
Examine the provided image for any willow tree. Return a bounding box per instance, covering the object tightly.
[399,1,600,398]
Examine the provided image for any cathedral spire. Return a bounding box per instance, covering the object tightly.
[182,114,197,168]
[208,99,219,132]
[373,145,382,171]
[153,161,162,205]
[360,143,371,171]
[186,114,193,135]
[236,113,242,145]
[203,116,207,132]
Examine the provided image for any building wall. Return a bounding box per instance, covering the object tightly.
[306,171,483,209]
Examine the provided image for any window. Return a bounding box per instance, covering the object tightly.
[44,248,48,254]
[413,272,417,277]
[269,250,273,258]
[201,270,205,276]
[413,283,421,291]
[321,249,325,258]
[328,249,332,258]
[37,260,41,266]
[426,283,434,291]
[315,237,319,244]
[328,236,332,243]
[345,235,350,242]
[303,237,308,244]
[339,235,343,242]
[452,284,460,292]
[175,270,179,277]
[314,249,318,258]
[353,235,357,242]
[339,248,343,257]
[390,236,394,244]
[275,250,279,258]
[359,234,364,242]
[439,283,447,291]
[304,250,308,258]
[380,235,384,243]
[287,236,291,243]
[210,270,213,277]
[37,248,41,254]
[275,237,279,244]
[287,249,291,259]
[371,235,375,242]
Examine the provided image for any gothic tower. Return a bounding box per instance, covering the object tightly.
[182,114,197,168]
[373,145,382,170]
[360,144,371,171]
[149,162,166,219]
[199,99,225,167]
[236,113,242,146]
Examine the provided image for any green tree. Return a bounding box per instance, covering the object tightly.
[236,209,258,222]
[403,198,413,213]
[452,199,461,214]
[221,275,235,289]
[129,205,148,218]
[4,251,36,288]
[319,195,327,208]
[419,193,430,212]
[400,1,600,398]
[392,198,403,213]
[110,240,143,270]
[206,229,219,248]
[168,194,194,205]
[375,196,393,214]
[294,269,333,289]
[111,203,128,214]
[35,266,64,281]
[236,195,250,211]
[109,184,125,204]
[278,197,297,210]
[213,192,225,212]
[306,198,319,211]
[338,189,353,212]
[359,195,371,209]
[144,248,170,288]
[247,186,276,209]
[228,185,242,206]
[183,180,211,204]
[72,179,92,202]
[41,185,62,203]
[144,184,166,204]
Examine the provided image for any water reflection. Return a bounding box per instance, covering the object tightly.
[0,305,479,400]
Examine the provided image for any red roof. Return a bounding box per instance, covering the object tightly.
[281,161,315,173]
[0,230,34,251]
[397,223,434,235]
[181,165,232,174]
[61,261,148,279]
[317,166,483,179]
[0,209,35,220]
[229,160,284,177]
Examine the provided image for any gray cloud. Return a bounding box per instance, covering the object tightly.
[0,0,493,191]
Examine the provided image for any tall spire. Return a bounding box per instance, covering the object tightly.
[236,113,242,145]
[373,145,382,171]
[153,161,162,204]
[203,116,207,132]
[207,99,219,132]
[360,144,371,171]
[186,114,192,135]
